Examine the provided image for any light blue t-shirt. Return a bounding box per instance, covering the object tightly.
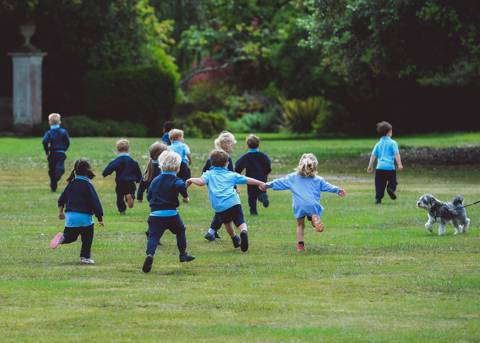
[201,167,248,212]
[372,136,399,171]
[267,173,340,219]
[169,141,190,164]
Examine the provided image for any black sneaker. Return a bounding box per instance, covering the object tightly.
[240,231,249,252]
[232,235,241,248]
[387,188,397,200]
[259,193,269,208]
[250,211,258,216]
[179,252,195,263]
[375,198,382,204]
[204,231,215,241]
[142,255,153,273]
[214,231,221,239]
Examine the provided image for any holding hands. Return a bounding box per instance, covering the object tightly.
[338,188,346,197]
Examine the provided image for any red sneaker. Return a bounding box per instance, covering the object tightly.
[297,243,305,252]
[50,232,64,249]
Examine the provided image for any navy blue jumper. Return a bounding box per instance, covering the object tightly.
[42,127,70,191]
[137,160,161,201]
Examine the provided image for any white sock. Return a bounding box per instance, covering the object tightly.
[240,227,248,233]
[208,228,216,235]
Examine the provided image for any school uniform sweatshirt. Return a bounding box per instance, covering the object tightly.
[58,177,103,221]
[102,154,142,183]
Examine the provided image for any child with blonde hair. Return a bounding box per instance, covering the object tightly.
[42,113,70,192]
[201,131,237,241]
[103,139,142,214]
[168,129,192,181]
[137,141,168,202]
[266,153,345,251]
[142,150,194,273]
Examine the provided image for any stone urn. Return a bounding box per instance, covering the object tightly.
[19,23,36,47]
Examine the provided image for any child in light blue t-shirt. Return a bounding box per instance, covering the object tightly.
[266,153,345,252]
[367,121,404,204]
[168,129,192,181]
[187,149,266,252]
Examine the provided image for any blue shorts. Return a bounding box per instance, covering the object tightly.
[211,204,245,229]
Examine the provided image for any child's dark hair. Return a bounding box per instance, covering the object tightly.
[246,134,260,149]
[67,159,95,182]
[376,121,393,136]
[209,149,229,167]
[143,141,168,182]
[163,121,175,133]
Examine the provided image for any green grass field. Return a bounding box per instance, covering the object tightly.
[1,133,479,342]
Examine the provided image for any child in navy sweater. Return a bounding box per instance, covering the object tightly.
[50,159,104,264]
[142,150,195,273]
[161,121,175,145]
[235,134,272,215]
[137,141,168,202]
[103,139,142,214]
[202,131,237,241]
[42,113,70,192]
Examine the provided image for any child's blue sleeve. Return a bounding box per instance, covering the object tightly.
[176,179,189,198]
[392,141,399,154]
[42,131,50,154]
[201,172,209,185]
[319,178,340,194]
[234,173,248,185]
[267,177,290,191]
[372,143,379,157]
[58,187,67,207]
[64,130,70,151]
[134,162,142,183]
[234,155,245,174]
[89,184,104,220]
[102,159,116,177]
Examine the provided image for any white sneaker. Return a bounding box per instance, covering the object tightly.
[80,257,95,265]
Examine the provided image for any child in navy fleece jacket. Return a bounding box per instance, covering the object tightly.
[235,134,272,215]
[103,139,142,214]
[142,150,195,273]
[42,113,70,192]
[50,159,104,264]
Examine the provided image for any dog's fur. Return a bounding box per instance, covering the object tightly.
[416,194,470,235]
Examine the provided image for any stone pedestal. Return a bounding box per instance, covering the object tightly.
[8,52,47,132]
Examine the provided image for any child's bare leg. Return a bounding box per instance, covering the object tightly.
[296,218,305,251]
[224,222,236,237]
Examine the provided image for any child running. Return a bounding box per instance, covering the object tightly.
[202,131,237,241]
[102,139,142,214]
[142,150,195,273]
[367,121,404,204]
[266,153,345,251]
[161,121,175,145]
[168,129,192,181]
[187,149,266,252]
[50,159,104,264]
[137,141,168,202]
[42,113,70,192]
[235,134,272,215]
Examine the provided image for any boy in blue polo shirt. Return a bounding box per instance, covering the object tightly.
[168,129,192,181]
[103,139,142,213]
[367,121,404,204]
[142,150,195,273]
[42,113,70,192]
[235,134,272,215]
[187,149,266,252]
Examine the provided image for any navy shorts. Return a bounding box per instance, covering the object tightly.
[212,204,245,228]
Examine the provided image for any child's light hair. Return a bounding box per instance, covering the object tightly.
[296,153,318,177]
[116,138,129,152]
[169,129,184,141]
[214,131,237,154]
[143,141,168,182]
[158,150,181,172]
[48,113,61,125]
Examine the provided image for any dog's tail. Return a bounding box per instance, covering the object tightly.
[452,195,464,207]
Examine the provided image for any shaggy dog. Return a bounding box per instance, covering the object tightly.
[416,194,470,235]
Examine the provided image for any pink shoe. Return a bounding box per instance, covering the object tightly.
[297,243,305,252]
[311,215,325,233]
[50,232,64,249]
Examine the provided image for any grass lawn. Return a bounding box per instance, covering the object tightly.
[0,133,479,342]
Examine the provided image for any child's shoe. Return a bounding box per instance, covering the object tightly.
[80,257,95,265]
[250,210,258,216]
[258,193,269,208]
[125,194,134,208]
[311,214,324,233]
[214,231,221,239]
[240,231,249,252]
[179,252,195,263]
[204,231,216,241]
[375,199,381,204]
[387,188,397,200]
[142,255,153,273]
[297,243,305,252]
[231,235,241,248]
[50,232,64,249]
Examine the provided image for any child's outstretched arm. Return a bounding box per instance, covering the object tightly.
[266,176,291,191]
[319,178,346,197]
[395,153,404,171]
[186,177,205,187]
[246,177,266,191]
[102,160,116,177]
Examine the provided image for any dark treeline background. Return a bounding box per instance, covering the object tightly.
[0,0,479,135]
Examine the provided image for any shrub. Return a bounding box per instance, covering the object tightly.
[33,116,147,137]
[228,110,283,133]
[84,63,179,134]
[280,97,330,133]
[187,81,236,113]
[177,111,227,138]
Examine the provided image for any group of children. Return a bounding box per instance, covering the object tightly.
[43,113,402,271]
